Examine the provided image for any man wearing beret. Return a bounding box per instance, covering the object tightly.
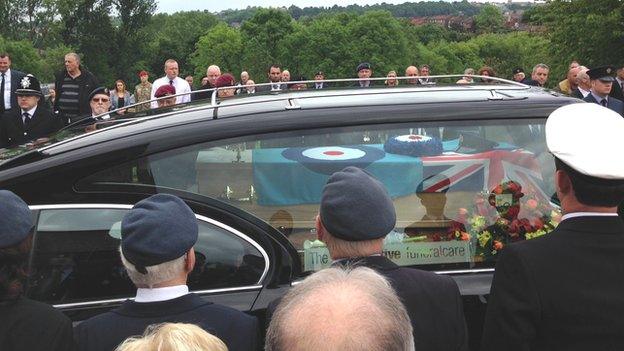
[583,66,624,116]
[354,62,374,88]
[133,70,152,112]
[313,71,329,89]
[512,67,525,83]
[312,166,468,351]
[154,84,177,108]
[75,194,258,351]
[0,74,63,148]
[0,190,75,350]
[482,103,624,350]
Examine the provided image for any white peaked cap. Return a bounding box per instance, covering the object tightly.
[546,103,624,179]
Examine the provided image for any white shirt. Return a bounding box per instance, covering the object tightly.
[92,113,111,120]
[578,86,590,98]
[21,106,37,124]
[135,284,189,303]
[2,68,11,110]
[561,212,619,222]
[150,76,191,108]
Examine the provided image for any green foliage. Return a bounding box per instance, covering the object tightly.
[190,23,243,79]
[240,8,294,80]
[0,37,45,78]
[474,4,505,34]
[533,0,624,74]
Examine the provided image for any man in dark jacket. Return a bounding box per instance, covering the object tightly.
[278,166,469,351]
[583,66,624,116]
[54,52,98,124]
[0,74,63,148]
[0,190,75,351]
[0,53,26,119]
[482,103,624,351]
[75,194,258,351]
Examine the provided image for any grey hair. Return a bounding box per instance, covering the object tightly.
[464,68,475,75]
[119,247,186,288]
[322,230,383,259]
[266,266,415,351]
[532,63,549,73]
[65,52,80,64]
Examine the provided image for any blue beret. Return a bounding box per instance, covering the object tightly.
[320,167,396,241]
[356,62,372,72]
[89,86,110,101]
[0,190,33,248]
[121,194,198,273]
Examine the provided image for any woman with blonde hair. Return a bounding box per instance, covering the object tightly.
[385,70,399,86]
[115,323,228,351]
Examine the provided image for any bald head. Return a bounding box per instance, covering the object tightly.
[266,267,414,351]
[207,65,221,86]
[405,66,419,84]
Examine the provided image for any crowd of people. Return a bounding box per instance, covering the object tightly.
[0,50,623,149]
[2,98,624,350]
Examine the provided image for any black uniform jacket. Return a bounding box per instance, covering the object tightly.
[609,80,623,101]
[0,106,63,148]
[481,215,624,351]
[0,297,75,351]
[583,93,624,116]
[75,293,258,351]
[267,256,469,351]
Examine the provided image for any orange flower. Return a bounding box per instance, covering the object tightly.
[460,232,471,241]
[493,241,503,251]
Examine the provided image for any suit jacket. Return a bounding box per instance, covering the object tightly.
[312,82,330,89]
[570,88,587,100]
[609,79,624,101]
[3,69,27,113]
[583,93,624,116]
[0,297,75,351]
[267,256,468,351]
[75,293,258,351]
[0,106,63,148]
[481,216,624,351]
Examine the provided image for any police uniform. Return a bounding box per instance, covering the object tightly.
[268,167,468,351]
[75,194,258,351]
[0,75,62,148]
[481,103,624,351]
[582,66,624,116]
[0,190,75,351]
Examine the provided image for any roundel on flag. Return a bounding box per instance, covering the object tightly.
[281,145,385,175]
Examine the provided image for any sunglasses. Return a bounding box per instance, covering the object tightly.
[92,98,110,103]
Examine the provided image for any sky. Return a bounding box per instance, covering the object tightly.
[156,0,534,14]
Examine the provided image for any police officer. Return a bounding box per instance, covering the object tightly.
[0,190,75,351]
[75,194,258,351]
[289,167,469,351]
[583,66,624,116]
[0,74,62,148]
[482,103,624,350]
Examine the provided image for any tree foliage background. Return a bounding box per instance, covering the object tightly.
[0,0,620,89]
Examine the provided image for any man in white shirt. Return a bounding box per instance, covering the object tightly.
[482,103,624,350]
[75,194,258,351]
[0,53,26,119]
[150,59,191,108]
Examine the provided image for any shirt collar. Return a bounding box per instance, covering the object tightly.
[3,68,10,77]
[561,212,619,221]
[22,106,37,116]
[590,91,608,102]
[135,285,189,303]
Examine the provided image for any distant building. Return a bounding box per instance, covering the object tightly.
[410,15,474,32]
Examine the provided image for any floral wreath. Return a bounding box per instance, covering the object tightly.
[447,180,561,261]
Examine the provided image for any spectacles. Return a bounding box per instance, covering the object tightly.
[92,98,109,103]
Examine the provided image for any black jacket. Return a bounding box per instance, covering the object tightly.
[53,66,98,124]
[74,293,258,351]
[0,297,75,351]
[609,79,624,101]
[482,216,624,351]
[1,69,26,114]
[267,256,469,351]
[583,93,624,116]
[0,106,63,148]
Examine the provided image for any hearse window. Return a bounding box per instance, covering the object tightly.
[81,119,560,273]
[27,208,265,305]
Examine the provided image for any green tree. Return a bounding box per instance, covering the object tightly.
[0,37,46,78]
[190,22,243,80]
[474,4,505,34]
[240,8,294,81]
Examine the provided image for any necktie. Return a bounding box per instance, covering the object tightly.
[601,99,607,107]
[0,73,5,113]
[23,112,30,127]
[169,79,174,86]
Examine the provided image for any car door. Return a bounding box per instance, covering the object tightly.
[25,199,291,322]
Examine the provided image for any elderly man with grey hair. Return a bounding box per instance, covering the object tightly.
[266,266,415,351]
[75,194,257,351]
[571,67,591,99]
[522,63,550,87]
[54,52,99,124]
[267,167,468,351]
